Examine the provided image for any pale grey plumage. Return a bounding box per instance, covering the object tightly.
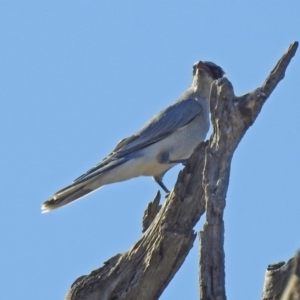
[42,61,225,212]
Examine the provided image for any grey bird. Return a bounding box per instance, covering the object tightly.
[42,61,224,213]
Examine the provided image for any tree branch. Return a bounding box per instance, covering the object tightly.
[65,42,298,300]
[142,191,161,233]
[261,251,300,300]
[199,41,298,300]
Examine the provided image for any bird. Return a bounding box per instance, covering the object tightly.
[42,61,225,213]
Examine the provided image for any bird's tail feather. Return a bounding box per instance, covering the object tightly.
[41,180,99,213]
[42,157,131,213]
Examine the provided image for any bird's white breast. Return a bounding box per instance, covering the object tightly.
[138,111,210,176]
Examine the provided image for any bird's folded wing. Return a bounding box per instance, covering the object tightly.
[74,98,202,183]
[115,98,203,155]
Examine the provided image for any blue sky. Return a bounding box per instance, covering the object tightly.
[0,2,299,299]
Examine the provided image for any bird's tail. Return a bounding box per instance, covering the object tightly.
[41,179,99,213]
[42,157,131,213]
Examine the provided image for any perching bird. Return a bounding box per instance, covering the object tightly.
[42,61,224,213]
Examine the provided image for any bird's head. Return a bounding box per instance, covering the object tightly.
[192,61,225,96]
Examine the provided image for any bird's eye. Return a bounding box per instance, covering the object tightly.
[212,69,218,78]
[211,67,223,79]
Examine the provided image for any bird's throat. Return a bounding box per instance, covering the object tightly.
[192,75,214,99]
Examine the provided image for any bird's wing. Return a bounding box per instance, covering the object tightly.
[74,98,202,182]
[114,98,203,155]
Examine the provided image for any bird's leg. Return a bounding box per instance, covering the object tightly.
[154,152,186,193]
[153,175,170,193]
[167,159,188,166]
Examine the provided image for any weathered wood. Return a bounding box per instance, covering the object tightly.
[65,42,298,300]
[199,42,298,300]
[262,251,300,300]
[142,191,162,233]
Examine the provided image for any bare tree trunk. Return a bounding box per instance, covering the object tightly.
[65,42,298,300]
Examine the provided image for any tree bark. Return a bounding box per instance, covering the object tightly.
[65,42,298,300]
[262,251,300,300]
[199,41,298,300]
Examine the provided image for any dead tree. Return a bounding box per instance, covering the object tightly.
[65,42,298,300]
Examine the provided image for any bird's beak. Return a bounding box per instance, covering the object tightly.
[196,61,212,77]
